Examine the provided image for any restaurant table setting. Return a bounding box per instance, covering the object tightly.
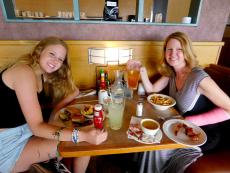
[49,91,208,157]
[48,69,207,157]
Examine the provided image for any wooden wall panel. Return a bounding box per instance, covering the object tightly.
[0,41,224,89]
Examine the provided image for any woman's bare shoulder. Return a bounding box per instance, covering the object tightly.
[7,64,35,78]
[5,64,36,88]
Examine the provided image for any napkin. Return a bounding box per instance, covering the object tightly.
[127,116,161,144]
[76,89,96,98]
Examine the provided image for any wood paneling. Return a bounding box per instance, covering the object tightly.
[0,40,224,89]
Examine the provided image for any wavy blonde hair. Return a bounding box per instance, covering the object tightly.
[158,32,198,76]
[2,37,76,103]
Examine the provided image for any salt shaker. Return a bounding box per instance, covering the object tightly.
[136,102,143,117]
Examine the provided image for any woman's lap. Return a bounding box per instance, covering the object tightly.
[13,132,58,172]
[0,124,32,173]
[0,124,58,173]
[138,147,202,173]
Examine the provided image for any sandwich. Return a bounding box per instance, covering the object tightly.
[59,106,85,123]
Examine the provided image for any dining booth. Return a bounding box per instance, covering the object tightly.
[1,40,230,173]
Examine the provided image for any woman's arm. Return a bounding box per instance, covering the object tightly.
[185,77,230,126]
[126,60,169,93]
[9,65,107,144]
[52,88,80,115]
[140,67,169,93]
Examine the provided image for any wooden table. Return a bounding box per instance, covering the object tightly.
[50,94,187,157]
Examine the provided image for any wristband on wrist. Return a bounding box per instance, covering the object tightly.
[72,128,79,143]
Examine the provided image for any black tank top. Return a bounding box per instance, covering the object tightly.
[0,71,46,128]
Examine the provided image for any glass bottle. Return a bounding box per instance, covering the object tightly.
[111,70,124,103]
[100,69,106,90]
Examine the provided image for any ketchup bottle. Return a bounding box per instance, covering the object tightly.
[93,104,103,129]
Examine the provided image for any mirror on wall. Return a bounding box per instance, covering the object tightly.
[0,0,202,26]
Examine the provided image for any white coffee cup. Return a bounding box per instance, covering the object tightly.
[98,89,109,105]
[182,17,192,24]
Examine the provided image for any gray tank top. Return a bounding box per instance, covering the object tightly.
[169,67,209,114]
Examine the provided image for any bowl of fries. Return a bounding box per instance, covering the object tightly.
[147,93,176,110]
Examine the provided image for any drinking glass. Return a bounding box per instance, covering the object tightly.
[127,67,140,90]
[108,79,125,130]
[108,99,125,130]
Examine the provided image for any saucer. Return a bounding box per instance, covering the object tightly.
[127,116,162,144]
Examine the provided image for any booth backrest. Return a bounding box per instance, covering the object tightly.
[204,64,230,96]
[0,41,224,89]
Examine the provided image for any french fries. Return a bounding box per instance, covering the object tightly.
[150,95,172,106]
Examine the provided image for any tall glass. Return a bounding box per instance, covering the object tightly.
[108,74,125,130]
[127,68,140,90]
[108,100,125,130]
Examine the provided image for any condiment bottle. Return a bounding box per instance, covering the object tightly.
[93,104,104,129]
[100,69,106,90]
[136,101,143,117]
[105,70,110,89]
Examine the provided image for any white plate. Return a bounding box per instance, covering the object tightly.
[163,119,207,147]
[53,104,94,127]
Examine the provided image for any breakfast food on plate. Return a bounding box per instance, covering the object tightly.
[59,111,70,121]
[81,105,94,115]
[174,123,201,141]
[59,106,84,122]
[59,107,78,121]
[58,105,94,127]
[71,113,85,123]
[150,95,172,106]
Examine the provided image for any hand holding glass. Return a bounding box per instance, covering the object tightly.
[127,60,141,90]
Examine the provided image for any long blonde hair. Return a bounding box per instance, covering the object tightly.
[158,32,198,76]
[2,37,76,103]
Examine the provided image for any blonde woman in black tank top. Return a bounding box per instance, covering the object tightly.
[0,37,108,173]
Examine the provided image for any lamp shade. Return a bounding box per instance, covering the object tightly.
[88,47,133,65]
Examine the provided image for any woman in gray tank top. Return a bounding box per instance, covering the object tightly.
[127,32,230,173]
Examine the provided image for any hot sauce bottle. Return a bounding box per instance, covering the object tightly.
[100,69,106,90]
[93,104,104,129]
